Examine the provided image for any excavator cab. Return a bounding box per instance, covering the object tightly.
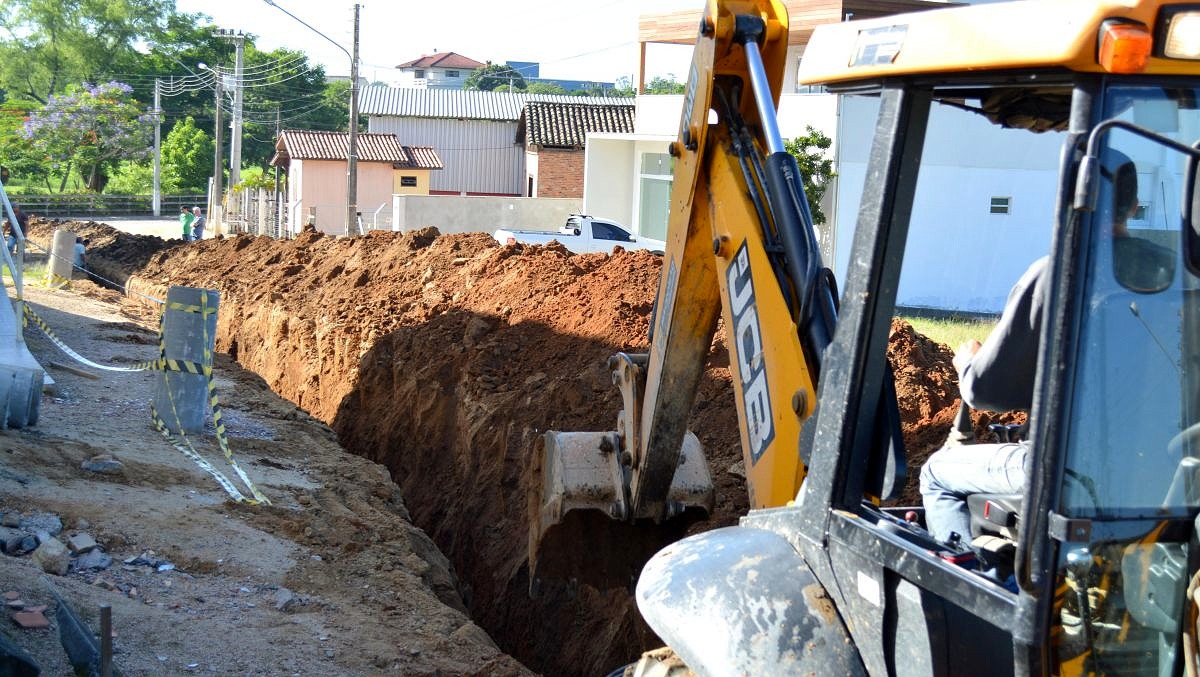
[622,1,1200,675]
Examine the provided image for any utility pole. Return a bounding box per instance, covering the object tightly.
[213,30,247,188]
[261,0,359,235]
[152,79,162,216]
[274,106,282,236]
[347,3,360,236]
[212,76,224,229]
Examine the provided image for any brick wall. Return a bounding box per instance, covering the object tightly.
[534,148,584,198]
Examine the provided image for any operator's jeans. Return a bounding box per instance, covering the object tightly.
[919,441,1029,543]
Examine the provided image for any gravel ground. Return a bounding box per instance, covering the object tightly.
[0,280,527,675]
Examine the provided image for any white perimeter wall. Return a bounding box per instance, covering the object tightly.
[833,96,1065,313]
[391,195,581,234]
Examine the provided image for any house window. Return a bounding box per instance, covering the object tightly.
[400,176,418,187]
[414,69,425,79]
[989,196,1011,214]
[447,70,460,78]
[638,152,675,241]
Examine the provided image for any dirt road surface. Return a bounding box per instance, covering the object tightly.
[0,280,525,675]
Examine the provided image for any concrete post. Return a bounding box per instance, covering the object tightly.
[153,286,219,434]
[47,230,75,288]
[258,189,267,236]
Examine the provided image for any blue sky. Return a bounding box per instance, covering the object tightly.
[176,0,699,85]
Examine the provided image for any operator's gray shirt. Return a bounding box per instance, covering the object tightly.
[958,256,1048,412]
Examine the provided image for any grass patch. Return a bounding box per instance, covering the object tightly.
[2,260,48,286]
[899,314,997,349]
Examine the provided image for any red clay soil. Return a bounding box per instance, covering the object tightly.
[885,318,1027,504]
[94,224,1021,674]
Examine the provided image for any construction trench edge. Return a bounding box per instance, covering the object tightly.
[30,220,1022,675]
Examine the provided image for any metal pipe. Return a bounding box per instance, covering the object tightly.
[741,40,785,155]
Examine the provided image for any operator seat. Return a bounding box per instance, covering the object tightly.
[967,493,1022,540]
[968,493,1022,581]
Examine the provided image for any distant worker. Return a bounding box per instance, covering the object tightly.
[73,237,86,272]
[180,206,194,242]
[191,206,206,241]
[3,205,27,255]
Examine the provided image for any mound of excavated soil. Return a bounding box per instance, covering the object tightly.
[26,217,175,287]
[85,222,1021,674]
[886,319,1027,504]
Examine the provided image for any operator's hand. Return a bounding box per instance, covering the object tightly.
[953,339,982,374]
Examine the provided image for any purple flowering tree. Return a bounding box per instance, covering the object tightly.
[22,81,152,192]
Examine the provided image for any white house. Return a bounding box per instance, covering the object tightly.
[394,52,485,90]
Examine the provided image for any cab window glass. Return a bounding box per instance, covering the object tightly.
[1061,85,1200,517]
[1051,83,1200,676]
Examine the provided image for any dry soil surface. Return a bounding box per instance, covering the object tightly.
[0,277,525,675]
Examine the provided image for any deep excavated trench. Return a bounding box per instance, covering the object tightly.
[36,220,1018,675]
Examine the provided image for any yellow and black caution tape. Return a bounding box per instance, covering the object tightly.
[22,299,269,505]
[22,304,159,372]
[194,292,269,504]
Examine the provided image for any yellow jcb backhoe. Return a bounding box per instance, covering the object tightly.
[533,0,1200,673]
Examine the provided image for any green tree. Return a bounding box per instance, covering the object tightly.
[22,81,152,192]
[464,63,526,92]
[784,126,836,225]
[526,82,567,95]
[233,47,351,170]
[0,0,179,103]
[161,116,213,192]
[610,76,636,98]
[0,98,46,189]
[644,75,685,94]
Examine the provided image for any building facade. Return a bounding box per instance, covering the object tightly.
[517,101,635,198]
[272,130,442,235]
[362,87,633,197]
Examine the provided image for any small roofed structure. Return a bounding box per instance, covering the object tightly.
[515,101,635,198]
[272,130,443,235]
[394,52,486,90]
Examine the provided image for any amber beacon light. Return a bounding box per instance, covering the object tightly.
[1099,20,1153,72]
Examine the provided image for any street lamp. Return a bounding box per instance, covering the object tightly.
[262,0,360,236]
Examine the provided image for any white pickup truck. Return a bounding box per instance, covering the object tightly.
[494,215,666,255]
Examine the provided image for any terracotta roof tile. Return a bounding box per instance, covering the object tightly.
[272,130,442,169]
[396,52,485,70]
[515,102,635,149]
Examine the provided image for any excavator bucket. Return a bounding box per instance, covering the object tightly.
[529,429,715,591]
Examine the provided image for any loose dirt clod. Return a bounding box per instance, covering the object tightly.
[41,221,1023,674]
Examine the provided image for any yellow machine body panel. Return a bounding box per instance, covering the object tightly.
[707,148,815,509]
[647,0,815,511]
[799,0,1200,86]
